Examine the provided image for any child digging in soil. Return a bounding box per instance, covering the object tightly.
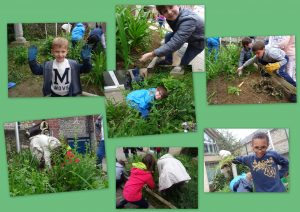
[232,132,289,192]
[126,85,168,118]
[28,37,92,97]
[237,40,296,102]
[140,5,205,66]
[116,154,156,209]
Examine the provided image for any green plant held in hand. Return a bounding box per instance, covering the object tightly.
[227,86,242,96]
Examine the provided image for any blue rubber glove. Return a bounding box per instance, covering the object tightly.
[81,44,92,60]
[28,45,38,61]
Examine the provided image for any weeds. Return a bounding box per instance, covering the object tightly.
[81,51,106,91]
[116,5,152,69]
[8,145,108,197]
[107,69,195,138]
[227,86,241,96]
[206,44,241,80]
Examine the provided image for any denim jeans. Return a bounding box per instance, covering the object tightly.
[164,32,204,65]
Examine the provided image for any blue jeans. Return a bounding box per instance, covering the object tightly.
[96,140,105,165]
[164,32,204,65]
[277,56,296,87]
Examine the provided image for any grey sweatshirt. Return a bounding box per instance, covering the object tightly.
[154,8,205,57]
[241,47,287,68]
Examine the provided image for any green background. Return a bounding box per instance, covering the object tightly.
[0,0,299,211]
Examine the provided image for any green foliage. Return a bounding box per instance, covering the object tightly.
[236,163,250,175]
[8,147,108,197]
[8,46,32,83]
[107,70,195,138]
[206,44,241,80]
[82,51,106,91]
[10,46,28,65]
[67,40,85,63]
[211,173,228,192]
[211,155,249,192]
[227,86,242,96]
[116,5,152,69]
[166,154,198,208]
[39,36,54,60]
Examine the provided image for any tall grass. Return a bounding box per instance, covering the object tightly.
[116,5,152,69]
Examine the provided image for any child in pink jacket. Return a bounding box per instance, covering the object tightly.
[116,154,155,208]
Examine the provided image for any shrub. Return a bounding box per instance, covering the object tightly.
[10,46,28,65]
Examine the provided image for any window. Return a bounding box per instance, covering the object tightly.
[204,132,218,154]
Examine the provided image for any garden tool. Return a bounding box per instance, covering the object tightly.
[28,45,38,61]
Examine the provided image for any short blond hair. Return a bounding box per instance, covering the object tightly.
[52,37,69,49]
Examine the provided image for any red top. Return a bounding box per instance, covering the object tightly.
[123,168,155,202]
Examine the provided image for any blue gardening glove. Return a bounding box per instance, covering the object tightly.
[81,44,92,60]
[28,45,38,61]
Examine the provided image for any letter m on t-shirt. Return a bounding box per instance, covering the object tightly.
[53,68,70,84]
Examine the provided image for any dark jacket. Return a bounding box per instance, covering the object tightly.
[154,7,205,57]
[29,59,91,96]
[234,151,289,192]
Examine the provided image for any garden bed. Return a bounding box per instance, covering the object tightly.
[206,43,291,104]
[106,67,196,138]
[207,71,290,104]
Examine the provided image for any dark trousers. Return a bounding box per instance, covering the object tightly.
[117,198,149,208]
[164,32,204,65]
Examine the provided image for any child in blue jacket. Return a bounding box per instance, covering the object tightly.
[126,86,168,118]
[232,132,289,192]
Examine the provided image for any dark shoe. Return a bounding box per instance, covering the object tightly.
[289,94,297,103]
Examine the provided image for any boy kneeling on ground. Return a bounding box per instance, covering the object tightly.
[126,85,168,118]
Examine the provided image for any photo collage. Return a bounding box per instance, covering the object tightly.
[2,3,294,211]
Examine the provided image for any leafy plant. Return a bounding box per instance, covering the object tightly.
[206,43,241,80]
[11,46,28,65]
[8,143,108,197]
[106,69,195,138]
[82,51,106,91]
[227,86,241,96]
[116,5,152,69]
